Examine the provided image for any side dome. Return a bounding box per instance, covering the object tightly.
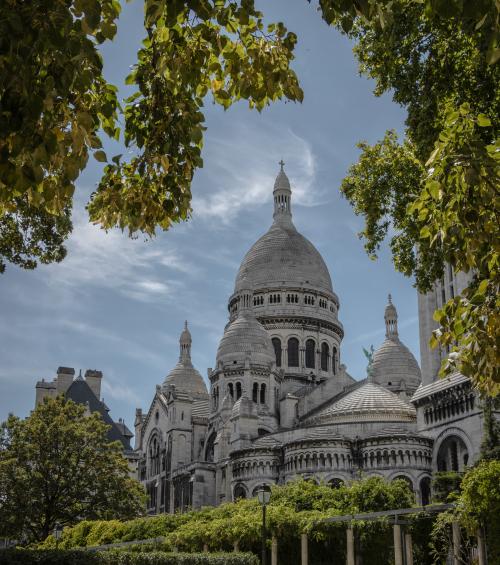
[163,322,208,395]
[371,296,421,392]
[234,163,333,295]
[304,381,416,425]
[217,290,275,368]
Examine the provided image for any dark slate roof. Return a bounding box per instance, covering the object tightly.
[65,379,132,450]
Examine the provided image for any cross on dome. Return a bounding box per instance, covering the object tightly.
[279,159,285,171]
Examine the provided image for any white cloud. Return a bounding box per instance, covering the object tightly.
[192,124,322,224]
[41,206,199,301]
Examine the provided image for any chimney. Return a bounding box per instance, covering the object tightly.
[84,369,103,399]
[56,367,75,394]
[134,408,143,451]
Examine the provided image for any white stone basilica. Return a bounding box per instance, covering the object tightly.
[134,165,494,514]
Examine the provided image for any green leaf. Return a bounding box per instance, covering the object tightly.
[94,150,108,163]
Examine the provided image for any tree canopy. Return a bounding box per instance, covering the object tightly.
[334,1,499,394]
[0,0,302,273]
[0,396,144,542]
[1,0,498,391]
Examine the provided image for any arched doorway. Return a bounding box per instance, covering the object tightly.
[234,484,248,500]
[436,435,469,472]
[329,478,344,489]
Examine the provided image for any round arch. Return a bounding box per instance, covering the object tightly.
[433,427,473,472]
[233,483,248,500]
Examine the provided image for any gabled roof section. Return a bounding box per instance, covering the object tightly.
[65,379,132,450]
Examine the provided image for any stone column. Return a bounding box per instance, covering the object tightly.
[452,522,461,565]
[233,541,239,552]
[301,533,308,565]
[346,527,355,565]
[271,536,278,565]
[393,524,403,565]
[405,532,414,565]
[477,527,487,565]
[203,544,209,552]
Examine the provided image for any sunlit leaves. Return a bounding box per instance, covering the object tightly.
[0,0,120,270]
[332,1,499,395]
[0,397,144,542]
[88,0,303,236]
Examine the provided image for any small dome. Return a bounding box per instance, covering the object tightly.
[163,322,208,395]
[371,338,421,387]
[217,311,275,367]
[163,363,207,395]
[305,381,416,424]
[371,295,421,389]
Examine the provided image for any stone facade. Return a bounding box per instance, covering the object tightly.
[135,166,497,513]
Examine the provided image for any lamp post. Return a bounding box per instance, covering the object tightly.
[257,488,271,565]
[53,522,63,550]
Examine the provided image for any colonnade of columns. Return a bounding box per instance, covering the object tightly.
[257,522,487,565]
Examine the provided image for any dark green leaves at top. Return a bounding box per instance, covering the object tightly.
[0,0,120,270]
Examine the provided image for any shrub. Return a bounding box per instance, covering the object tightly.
[0,549,259,565]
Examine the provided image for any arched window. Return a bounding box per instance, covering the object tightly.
[305,339,315,369]
[272,338,282,367]
[321,343,329,371]
[332,347,337,374]
[260,383,266,404]
[205,432,216,462]
[420,477,431,506]
[236,382,242,399]
[228,382,234,399]
[252,382,258,403]
[288,338,299,367]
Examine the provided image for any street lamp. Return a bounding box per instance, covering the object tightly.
[257,488,271,565]
[53,522,63,549]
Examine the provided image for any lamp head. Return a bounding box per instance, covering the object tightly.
[257,488,271,506]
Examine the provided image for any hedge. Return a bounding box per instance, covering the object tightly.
[0,550,259,565]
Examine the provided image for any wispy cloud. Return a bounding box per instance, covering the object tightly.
[345,315,419,346]
[41,206,199,302]
[192,124,321,224]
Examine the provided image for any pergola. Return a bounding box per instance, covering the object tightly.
[281,503,488,565]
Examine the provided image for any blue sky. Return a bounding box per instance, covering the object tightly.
[0,1,420,429]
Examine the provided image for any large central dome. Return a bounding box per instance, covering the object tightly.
[234,165,333,295]
[235,222,333,294]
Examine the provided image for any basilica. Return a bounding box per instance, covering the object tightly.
[133,165,490,513]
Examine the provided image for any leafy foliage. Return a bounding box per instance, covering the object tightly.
[0,550,259,565]
[480,396,500,460]
[0,0,120,257]
[0,197,71,272]
[39,477,415,565]
[0,0,301,272]
[431,471,463,503]
[330,0,500,394]
[431,460,500,563]
[0,397,144,543]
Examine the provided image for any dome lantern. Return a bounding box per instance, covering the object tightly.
[179,320,192,364]
[385,294,398,339]
[273,160,292,224]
